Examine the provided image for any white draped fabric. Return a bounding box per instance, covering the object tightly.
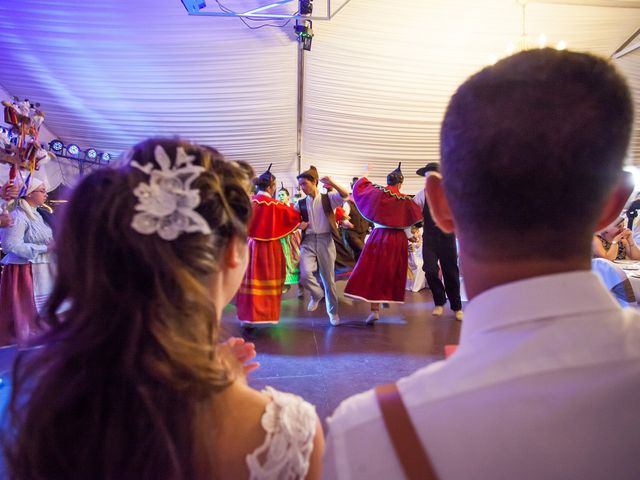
[0,0,638,192]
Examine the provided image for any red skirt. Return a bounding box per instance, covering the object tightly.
[344,228,409,303]
[236,239,286,323]
[0,264,37,346]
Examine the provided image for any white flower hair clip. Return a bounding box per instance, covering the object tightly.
[130,145,212,240]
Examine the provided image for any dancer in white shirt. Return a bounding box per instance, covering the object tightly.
[325,49,640,480]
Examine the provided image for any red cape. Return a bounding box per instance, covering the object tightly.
[352,177,422,228]
[249,194,301,241]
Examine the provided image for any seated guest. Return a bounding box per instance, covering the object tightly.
[1,139,323,480]
[593,216,640,261]
[324,49,640,479]
[0,178,54,346]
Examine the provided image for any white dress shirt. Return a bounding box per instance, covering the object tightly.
[324,271,640,480]
[296,190,344,234]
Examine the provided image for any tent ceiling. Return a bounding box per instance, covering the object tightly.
[0,0,638,191]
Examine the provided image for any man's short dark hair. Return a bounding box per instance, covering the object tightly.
[440,48,633,258]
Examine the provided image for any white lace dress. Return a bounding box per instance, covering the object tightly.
[246,387,318,480]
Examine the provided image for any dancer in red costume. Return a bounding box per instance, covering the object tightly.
[344,163,422,325]
[236,165,300,325]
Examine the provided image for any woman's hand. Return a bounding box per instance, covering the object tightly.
[0,208,12,228]
[612,231,626,243]
[299,221,309,231]
[0,181,19,202]
[221,337,259,375]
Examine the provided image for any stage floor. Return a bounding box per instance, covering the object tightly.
[223,280,462,425]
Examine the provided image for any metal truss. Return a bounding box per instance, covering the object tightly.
[182,0,354,20]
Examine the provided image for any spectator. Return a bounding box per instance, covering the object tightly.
[593,216,640,260]
[2,139,323,480]
[324,49,639,480]
[0,178,53,345]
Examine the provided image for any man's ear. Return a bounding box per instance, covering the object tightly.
[595,171,634,231]
[425,174,456,233]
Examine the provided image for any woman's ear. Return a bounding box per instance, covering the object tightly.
[225,235,247,269]
[425,174,456,233]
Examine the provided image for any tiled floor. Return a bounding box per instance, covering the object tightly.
[222,280,462,424]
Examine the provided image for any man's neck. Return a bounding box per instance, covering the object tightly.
[460,248,591,300]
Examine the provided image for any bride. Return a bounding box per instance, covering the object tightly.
[2,138,323,480]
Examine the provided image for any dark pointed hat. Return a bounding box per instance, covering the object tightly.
[278,181,290,196]
[387,162,404,186]
[257,163,276,184]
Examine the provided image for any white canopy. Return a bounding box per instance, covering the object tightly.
[0,0,638,192]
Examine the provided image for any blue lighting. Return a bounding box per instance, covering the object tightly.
[50,140,64,153]
[100,152,111,162]
[67,144,80,156]
[85,148,98,160]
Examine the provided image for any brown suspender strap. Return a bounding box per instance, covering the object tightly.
[375,383,439,480]
[320,193,339,237]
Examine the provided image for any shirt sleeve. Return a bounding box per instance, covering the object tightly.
[1,213,47,261]
[413,189,426,208]
[329,190,345,209]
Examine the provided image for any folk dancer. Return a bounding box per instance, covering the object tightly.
[236,165,300,325]
[296,166,349,326]
[415,162,463,321]
[344,163,422,325]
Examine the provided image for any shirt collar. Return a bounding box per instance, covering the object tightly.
[256,190,271,198]
[460,270,621,344]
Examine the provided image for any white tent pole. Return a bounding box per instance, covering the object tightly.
[296,32,306,175]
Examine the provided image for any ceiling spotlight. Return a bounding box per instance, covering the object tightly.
[294,20,313,51]
[85,148,98,160]
[100,152,111,162]
[67,144,80,156]
[300,0,313,15]
[49,140,64,153]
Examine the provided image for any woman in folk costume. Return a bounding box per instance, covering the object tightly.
[277,184,304,296]
[344,163,422,325]
[0,178,54,345]
[236,165,300,325]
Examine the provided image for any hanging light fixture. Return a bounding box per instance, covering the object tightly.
[489,1,567,64]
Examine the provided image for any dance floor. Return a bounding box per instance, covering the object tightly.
[0,282,462,428]
[223,280,462,424]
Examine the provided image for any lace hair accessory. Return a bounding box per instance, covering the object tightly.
[130,145,212,240]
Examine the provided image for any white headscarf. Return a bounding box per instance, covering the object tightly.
[19,178,46,220]
[25,177,45,196]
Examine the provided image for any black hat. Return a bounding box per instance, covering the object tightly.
[297,165,319,184]
[258,163,276,184]
[387,162,404,186]
[416,162,440,176]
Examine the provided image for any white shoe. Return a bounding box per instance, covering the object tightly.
[454,310,464,322]
[432,306,444,316]
[307,296,324,312]
[329,314,341,326]
[365,312,379,326]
